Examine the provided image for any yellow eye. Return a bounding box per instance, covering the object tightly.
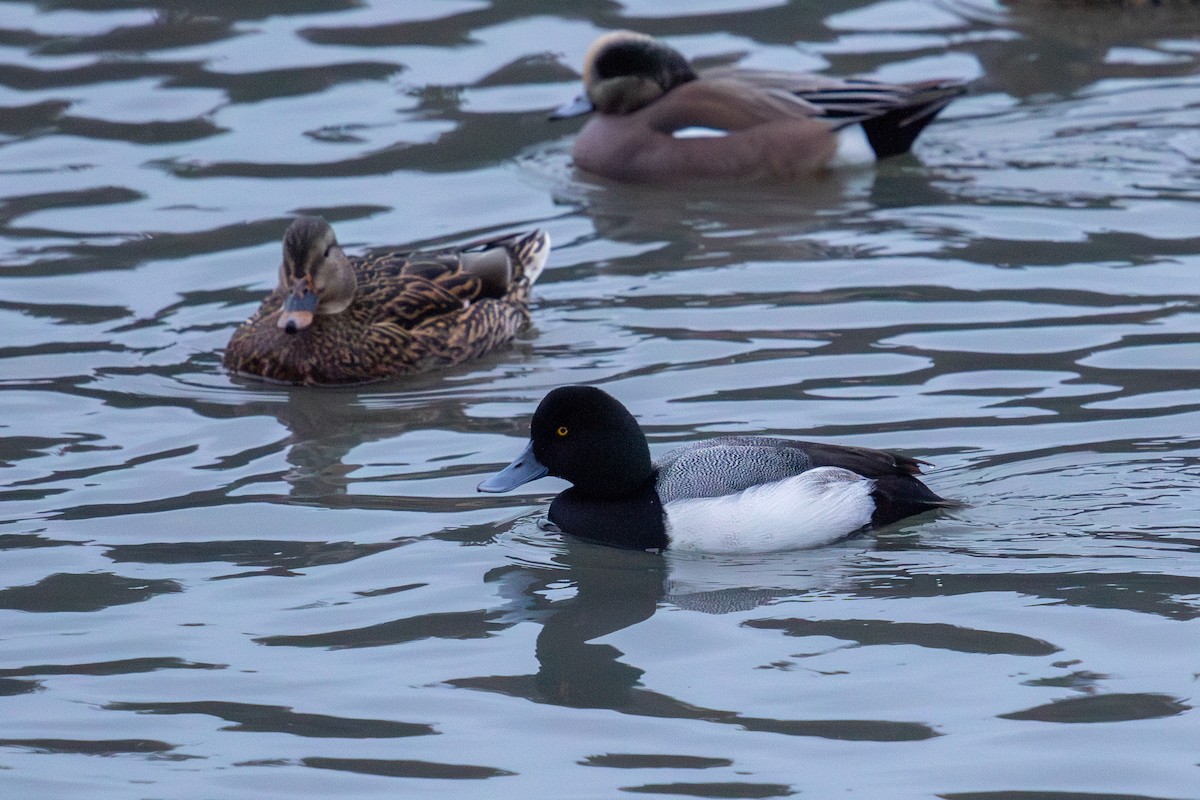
[556,426,569,437]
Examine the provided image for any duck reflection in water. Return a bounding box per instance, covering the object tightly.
[449,533,938,740]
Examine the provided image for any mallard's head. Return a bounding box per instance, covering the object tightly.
[276,216,356,334]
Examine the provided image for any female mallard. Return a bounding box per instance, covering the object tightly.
[224,216,550,385]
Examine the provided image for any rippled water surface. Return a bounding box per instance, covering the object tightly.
[2,1,1200,797]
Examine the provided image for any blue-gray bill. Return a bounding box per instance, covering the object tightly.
[278,287,319,333]
[549,93,594,120]
[477,440,549,492]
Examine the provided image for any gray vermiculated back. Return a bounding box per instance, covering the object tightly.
[653,437,815,505]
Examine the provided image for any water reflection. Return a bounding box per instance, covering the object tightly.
[744,616,1060,655]
[2,0,1200,796]
[450,537,940,741]
[106,700,435,738]
[845,569,1200,620]
[551,175,878,265]
[998,692,1190,723]
[966,0,1200,98]
[300,756,514,781]
[250,385,523,512]
[104,538,403,578]
[0,572,181,612]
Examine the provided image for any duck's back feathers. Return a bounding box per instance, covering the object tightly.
[656,436,923,497]
[655,437,818,505]
[698,70,968,159]
[844,79,967,159]
[224,227,549,385]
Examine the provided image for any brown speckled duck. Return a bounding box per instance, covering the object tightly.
[552,31,968,184]
[224,216,550,385]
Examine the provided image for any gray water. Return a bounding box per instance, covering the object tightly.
[2,1,1200,798]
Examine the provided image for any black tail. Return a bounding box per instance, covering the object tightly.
[860,79,968,159]
[870,474,962,528]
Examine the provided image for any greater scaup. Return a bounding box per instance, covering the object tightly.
[477,385,959,552]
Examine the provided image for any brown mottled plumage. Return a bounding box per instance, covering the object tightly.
[224,216,550,385]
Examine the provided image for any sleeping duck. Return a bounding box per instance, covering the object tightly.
[551,30,968,183]
[478,386,959,553]
[224,216,550,385]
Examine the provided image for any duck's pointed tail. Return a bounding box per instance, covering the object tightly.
[870,474,964,528]
[457,229,551,300]
[506,229,550,287]
[859,79,968,159]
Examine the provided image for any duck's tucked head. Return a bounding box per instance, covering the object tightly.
[478,386,654,497]
[275,216,357,334]
[553,31,698,118]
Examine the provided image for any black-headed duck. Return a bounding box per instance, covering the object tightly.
[478,386,959,553]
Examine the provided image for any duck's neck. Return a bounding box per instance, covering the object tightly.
[560,428,654,499]
[548,474,667,551]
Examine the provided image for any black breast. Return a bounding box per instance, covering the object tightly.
[548,478,667,551]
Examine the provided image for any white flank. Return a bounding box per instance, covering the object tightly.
[672,126,730,139]
[830,125,875,167]
[663,467,876,554]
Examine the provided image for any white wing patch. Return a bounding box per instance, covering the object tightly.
[830,125,875,167]
[672,126,730,139]
[663,467,876,553]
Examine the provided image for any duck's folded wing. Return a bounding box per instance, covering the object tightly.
[790,440,927,477]
[642,78,824,135]
[702,68,963,126]
[359,274,473,329]
[655,436,931,505]
[655,440,819,505]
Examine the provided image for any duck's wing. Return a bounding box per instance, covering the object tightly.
[348,232,547,371]
[655,436,932,504]
[703,68,962,123]
[701,68,967,157]
[656,437,958,527]
[781,438,962,519]
[633,78,824,137]
[655,438,820,505]
[362,229,549,311]
[350,257,475,329]
[450,229,550,297]
[782,439,927,477]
